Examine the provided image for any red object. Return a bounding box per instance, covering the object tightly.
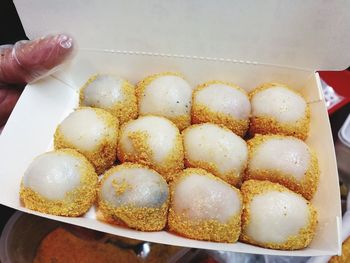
[319,70,350,115]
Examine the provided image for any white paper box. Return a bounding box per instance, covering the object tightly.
[2,0,350,256]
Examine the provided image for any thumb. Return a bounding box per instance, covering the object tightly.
[0,34,74,84]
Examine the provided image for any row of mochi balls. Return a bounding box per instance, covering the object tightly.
[20,72,319,251]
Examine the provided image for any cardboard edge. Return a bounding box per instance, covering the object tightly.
[337,216,342,256]
[0,203,340,257]
[314,72,324,102]
[0,59,342,257]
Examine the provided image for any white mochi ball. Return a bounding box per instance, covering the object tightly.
[241,180,317,250]
[54,107,119,174]
[245,134,319,200]
[246,191,309,243]
[183,123,248,186]
[117,115,184,181]
[251,86,306,123]
[20,149,98,216]
[192,81,251,136]
[79,74,137,124]
[168,168,242,242]
[100,164,169,208]
[250,137,310,180]
[172,171,241,223]
[137,73,193,130]
[98,163,169,231]
[250,83,310,140]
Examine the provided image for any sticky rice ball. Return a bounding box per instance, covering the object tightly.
[54,107,119,174]
[20,149,98,216]
[183,123,248,186]
[136,72,193,130]
[79,74,137,125]
[192,81,251,137]
[168,168,242,243]
[245,134,319,200]
[249,83,310,140]
[240,180,318,250]
[98,163,169,231]
[117,115,184,181]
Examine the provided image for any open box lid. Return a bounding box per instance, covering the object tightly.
[13,0,350,71]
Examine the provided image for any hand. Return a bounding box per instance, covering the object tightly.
[0,34,74,127]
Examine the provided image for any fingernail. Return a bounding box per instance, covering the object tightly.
[58,34,73,49]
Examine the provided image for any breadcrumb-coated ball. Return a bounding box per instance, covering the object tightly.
[136,72,193,130]
[98,163,169,231]
[182,123,248,186]
[20,149,98,216]
[329,236,350,263]
[54,107,119,174]
[240,180,318,250]
[245,134,319,200]
[249,83,310,140]
[79,74,137,125]
[168,168,242,243]
[192,80,251,137]
[117,115,184,181]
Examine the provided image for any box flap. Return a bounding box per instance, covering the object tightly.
[13,0,350,71]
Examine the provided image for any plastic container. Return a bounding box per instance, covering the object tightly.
[0,212,59,263]
[0,212,189,263]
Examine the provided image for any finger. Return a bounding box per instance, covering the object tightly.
[0,34,74,84]
[0,45,27,84]
[0,85,23,127]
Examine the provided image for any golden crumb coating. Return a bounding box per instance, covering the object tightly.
[79,74,138,125]
[169,212,241,243]
[117,116,184,182]
[54,107,119,174]
[244,134,319,200]
[329,236,350,263]
[97,163,169,231]
[136,72,191,130]
[249,83,310,140]
[98,203,168,232]
[168,168,242,243]
[240,180,318,250]
[20,149,98,217]
[192,80,249,137]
